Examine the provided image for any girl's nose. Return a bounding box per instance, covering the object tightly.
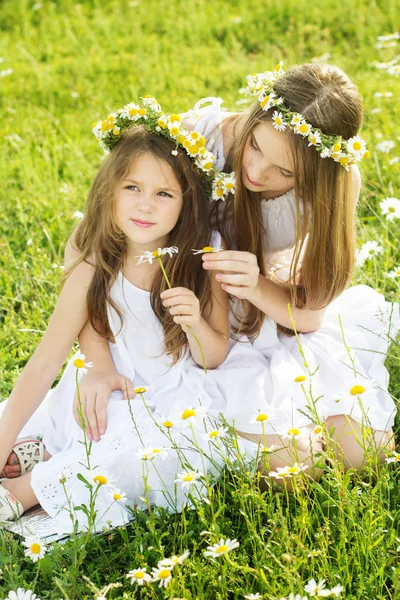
[137,194,155,213]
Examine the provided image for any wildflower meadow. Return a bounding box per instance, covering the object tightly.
[0,1,399,598]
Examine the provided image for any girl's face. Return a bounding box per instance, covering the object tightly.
[241,121,295,198]
[115,152,183,255]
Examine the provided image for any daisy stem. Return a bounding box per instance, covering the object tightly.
[157,256,207,374]
[75,370,92,470]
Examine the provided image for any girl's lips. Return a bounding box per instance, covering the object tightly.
[247,173,264,187]
[131,219,155,228]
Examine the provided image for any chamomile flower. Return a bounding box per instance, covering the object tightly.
[120,102,143,121]
[22,537,47,562]
[303,579,329,596]
[150,566,173,588]
[192,246,223,254]
[386,266,400,279]
[269,463,309,479]
[388,65,400,76]
[203,538,240,558]
[5,590,40,600]
[175,405,206,428]
[126,567,152,586]
[244,594,263,600]
[291,113,304,126]
[259,444,281,453]
[272,111,287,131]
[293,373,312,386]
[380,197,400,221]
[136,446,169,461]
[87,468,115,488]
[374,91,393,98]
[158,549,190,568]
[310,424,324,439]
[308,131,322,146]
[73,210,84,219]
[73,352,93,374]
[109,486,128,503]
[295,121,312,137]
[376,140,395,153]
[278,425,308,440]
[377,32,400,42]
[136,246,179,264]
[280,595,308,600]
[141,95,162,112]
[389,156,400,164]
[175,470,203,488]
[202,427,229,441]
[386,451,400,463]
[320,147,331,158]
[308,549,322,558]
[339,377,377,404]
[162,419,175,428]
[249,411,274,425]
[359,240,384,258]
[375,40,397,49]
[346,136,367,158]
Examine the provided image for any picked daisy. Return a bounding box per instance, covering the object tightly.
[203,538,240,558]
[175,405,206,428]
[380,197,400,221]
[5,590,40,600]
[346,136,367,158]
[202,426,229,441]
[22,537,47,563]
[295,121,312,137]
[126,567,152,586]
[158,549,190,568]
[272,111,287,131]
[136,246,179,264]
[192,246,223,254]
[386,266,400,279]
[269,463,309,479]
[386,451,400,463]
[151,566,173,588]
[175,470,203,489]
[73,352,93,374]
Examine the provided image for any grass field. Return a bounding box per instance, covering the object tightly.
[0,0,399,598]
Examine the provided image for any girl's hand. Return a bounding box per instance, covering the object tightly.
[73,369,136,442]
[160,287,201,332]
[202,250,260,301]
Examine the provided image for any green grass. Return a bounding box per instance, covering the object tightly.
[0,0,400,598]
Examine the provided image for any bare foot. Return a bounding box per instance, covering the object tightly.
[1,447,51,479]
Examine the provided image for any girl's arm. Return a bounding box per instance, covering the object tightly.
[0,261,95,472]
[160,271,229,369]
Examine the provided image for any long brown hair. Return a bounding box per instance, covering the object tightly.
[213,63,363,337]
[68,127,213,363]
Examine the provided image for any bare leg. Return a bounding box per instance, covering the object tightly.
[325,415,395,470]
[2,472,38,512]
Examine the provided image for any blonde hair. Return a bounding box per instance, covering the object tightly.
[214,63,363,338]
[67,127,213,363]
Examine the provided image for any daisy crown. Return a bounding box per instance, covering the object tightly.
[245,63,369,170]
[92,95,235,201]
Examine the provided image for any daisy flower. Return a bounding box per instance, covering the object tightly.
[162,419,175,428]
[308,131,322,146]
[329,585,344,597]
[269,463,309,479]
[126,567,152,586]
[249,411,274,425]
[388,65,400,76]
[192,246,223,254]
[22,537,47,562]
[278,425,309,441]
[73,210,84,219]
[374,91,393,97]
[295,121,312,137]
[339,377,377,404]
[158,549,190,568]
[376,140,395,153]
[244,594,263,600]
[375,40,397,49]
[320,147,331,158]
[73,352,93,374]
[136,247,178,264]
[259,444,281,453]
[386,451,400,463]
[141,95,162,112]
[304,579,329,597]
[359,240,384,259]
[307,549,322,558]
[380,197,400,221]
[202,427,229,441]
[175,470,203,489]
[377,32,400,42]
[5,591,40,600]
[310,424,324,439]
[136,446,169,461]
[109,486,128,503]
[203,538,240,558]
[86,468,115,488]
[272,111,287,131]
[346,136,366,158]
[291,113,304,126]
[151,566,173,588]
[175,405,206,428]
[386,266,400,279]
[389,156,400,165]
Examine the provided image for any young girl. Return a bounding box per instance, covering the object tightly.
[55,63,398,479]
[0,99,244,532]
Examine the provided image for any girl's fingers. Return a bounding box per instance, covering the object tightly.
[160,287,194,300]
[220,284,248,298]
[215,273,251,285]
[162,297,194,308]
[203,260,257,273]
[168,305,197,316]
[202,250,254,263]
[85,395,99,442]
[95,394,109,438]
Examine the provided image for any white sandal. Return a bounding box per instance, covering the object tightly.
[0,437,44,479]
[0,484,24,524]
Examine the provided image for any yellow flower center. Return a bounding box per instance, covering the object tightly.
[92,121,98,128]
[135,387,147,393]
[364,150,370,159]
[216,545,229,554]
[113,129,120,135]
[353,141,362,151]
[299,124,309,134]
[287,467,298,473]
[181,409,196,419]
[30,543,41,554]
[183,139,191,148]
[157,118,167,128]
[183,474,194,483]
[275,117,282,125]
[260,96,270,108]
[333,142,341,153]
[388,206,396,212]
[170,114,181,123]
[339,156,349,165]
[225,182,234,189]
[209,430,219,438]
[256,413,269,422]
[153,448,161,454]
[395,455,400,461]
[288,428,300,436]
[202,247,214,253]
[113,493,122,500]
[108,115,115,122]
[294,375,306,382]
[163,420,174,428]
[189,144,199,154]
[152,250,160,258]
[350,385,366,395]
[198,135,206,146]
[73,358,85,369]
[134,571,145,579]
[216,188,224,197]
[129,108,138,116]
[94,475,107,485]
[170,126,179,136]
[314,427,322,434]
[138,108,146,116]
[158,569,171,579]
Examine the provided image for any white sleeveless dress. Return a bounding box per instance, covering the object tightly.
[184,98,399,436]
[5,232,259,533]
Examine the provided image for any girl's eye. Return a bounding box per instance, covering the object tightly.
[249,137,259,151]
[279,169,293,179]
[157,191,173,198]
[126,185,139,191]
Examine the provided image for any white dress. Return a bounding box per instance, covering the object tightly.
[5,231,258,533]
[184,98,400,435]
